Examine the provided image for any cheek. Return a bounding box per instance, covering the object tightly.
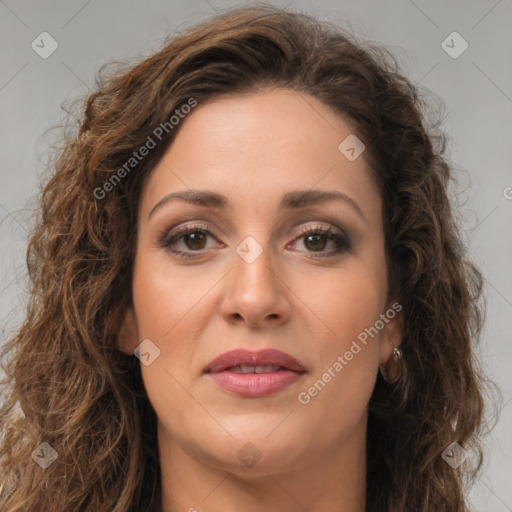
[296,258,387,352]
[130,250,209,396]
[131,254,211,438]
[292,259,386,418]
[131,248,207,340]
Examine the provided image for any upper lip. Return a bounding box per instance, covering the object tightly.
[204,349,306,373]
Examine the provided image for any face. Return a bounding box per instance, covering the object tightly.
[118,88,402,476]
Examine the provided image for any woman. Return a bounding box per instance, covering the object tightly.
[0,5,490,511]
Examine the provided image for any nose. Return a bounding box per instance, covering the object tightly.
[219,240,292,329]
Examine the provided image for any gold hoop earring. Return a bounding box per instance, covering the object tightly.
[379,342,403,384]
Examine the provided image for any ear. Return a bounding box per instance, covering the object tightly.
[379,302,404,365]
[116,306,139,356]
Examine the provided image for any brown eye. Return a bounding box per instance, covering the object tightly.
[303,233,328,252]
[182,232,208,250]
[160,224,216,259]
[292,225,350,257]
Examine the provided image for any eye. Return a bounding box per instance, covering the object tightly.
[289,224,350,258]
[159,223,218,259]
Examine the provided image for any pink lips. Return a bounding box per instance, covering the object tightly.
[204,348,306,398]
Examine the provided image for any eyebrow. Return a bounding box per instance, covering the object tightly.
[148,189,367,223]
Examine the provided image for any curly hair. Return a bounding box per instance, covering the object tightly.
[0,4,490,511]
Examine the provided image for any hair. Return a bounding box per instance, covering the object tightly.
[0,4,491,511]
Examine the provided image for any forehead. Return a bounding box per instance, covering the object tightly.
[140,89,381,224]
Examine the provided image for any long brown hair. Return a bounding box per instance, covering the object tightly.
[0,5,491,511]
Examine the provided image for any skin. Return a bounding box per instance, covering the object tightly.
[117,88,403,512]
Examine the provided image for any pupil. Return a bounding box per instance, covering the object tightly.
[306,234,325,251]
[186,232,206,250]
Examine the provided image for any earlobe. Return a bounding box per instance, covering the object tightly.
[378,305,405,384]
[116,307,139,356]
[379,306,404,364]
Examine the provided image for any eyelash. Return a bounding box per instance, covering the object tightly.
[159,223,350,260]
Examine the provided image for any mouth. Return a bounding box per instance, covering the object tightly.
[225,364,288,373]
[204,348,306,398]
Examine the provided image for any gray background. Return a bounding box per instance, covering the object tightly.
[0,0,511,510]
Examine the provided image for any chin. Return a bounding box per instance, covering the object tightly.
[195,430,306,475]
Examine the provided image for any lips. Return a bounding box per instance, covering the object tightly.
[204,348,307,397]
[204,348,306,374]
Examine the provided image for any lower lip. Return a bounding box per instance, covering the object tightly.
[207,369,304,397]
